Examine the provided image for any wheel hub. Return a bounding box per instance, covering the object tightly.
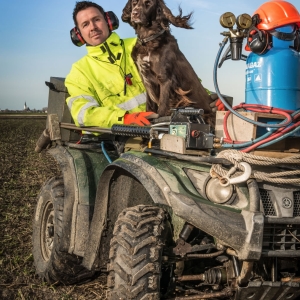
[40,200,54,261]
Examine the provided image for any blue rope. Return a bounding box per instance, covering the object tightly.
[101,141,112,163]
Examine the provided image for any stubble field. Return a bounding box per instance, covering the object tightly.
[0,118,107,299]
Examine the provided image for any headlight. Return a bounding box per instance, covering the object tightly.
[185,168,234,204]
[205,177,234,204]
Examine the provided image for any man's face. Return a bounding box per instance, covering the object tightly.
[76,7,110,46]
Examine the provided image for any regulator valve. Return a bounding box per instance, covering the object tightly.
[219,12,252,64]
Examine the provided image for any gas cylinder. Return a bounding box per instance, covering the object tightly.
[245,25,300,110]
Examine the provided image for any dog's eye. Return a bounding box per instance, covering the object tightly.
[144,0,150,6]
[132,0,137,6]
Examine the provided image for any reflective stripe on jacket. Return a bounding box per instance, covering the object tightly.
[65,32,146,128]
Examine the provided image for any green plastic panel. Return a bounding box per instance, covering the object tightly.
[67,148,115,206]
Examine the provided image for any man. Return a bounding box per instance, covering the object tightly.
[65,1,154,128]
[65,1,224,130]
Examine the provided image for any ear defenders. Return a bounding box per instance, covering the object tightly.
[247,28,300,54]
[247,14,300,54]
[247,29,271,54]
[70,11,119,47]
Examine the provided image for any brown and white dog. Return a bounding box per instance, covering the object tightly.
[122,0,215,125]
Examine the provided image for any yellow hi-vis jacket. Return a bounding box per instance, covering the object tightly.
[65,32,146,128]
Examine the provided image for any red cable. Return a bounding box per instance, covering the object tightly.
[76,132,83,144]
[223,104,294,144]
[242,118,300,153]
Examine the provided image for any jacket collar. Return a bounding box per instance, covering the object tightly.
[86,32,122,56]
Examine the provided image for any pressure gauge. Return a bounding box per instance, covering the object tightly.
[220,12,236,28]
[236,13,252,29]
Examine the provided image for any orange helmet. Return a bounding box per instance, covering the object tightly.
[253,1,300,30]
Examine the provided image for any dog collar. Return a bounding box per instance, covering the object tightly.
[138,29,165,45]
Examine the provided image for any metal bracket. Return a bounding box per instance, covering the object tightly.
[48,114,62,141]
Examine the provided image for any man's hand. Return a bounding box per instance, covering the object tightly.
[124,112,157,126]
[209,93,226,112]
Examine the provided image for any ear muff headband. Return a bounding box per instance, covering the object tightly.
[70,11,119,47]
[294,30,300,51]
[106,14,113,31]
[269,29,296,41]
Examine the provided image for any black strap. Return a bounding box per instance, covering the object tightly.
[252,14,262,26]
[269,29,296,41]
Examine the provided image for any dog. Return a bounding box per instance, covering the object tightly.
[122,0,215,125]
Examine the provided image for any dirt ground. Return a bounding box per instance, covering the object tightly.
[0,118,107,300]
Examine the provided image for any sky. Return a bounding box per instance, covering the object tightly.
[0,0,299,110]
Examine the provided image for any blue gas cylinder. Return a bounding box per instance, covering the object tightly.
[245,25,300,110]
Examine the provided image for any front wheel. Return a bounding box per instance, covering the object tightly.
[32,177,94,284]
[107,205,175,299]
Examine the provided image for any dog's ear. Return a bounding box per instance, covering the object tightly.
[122,0,132,23]
[156,5,169,30]
[158,0,193,29]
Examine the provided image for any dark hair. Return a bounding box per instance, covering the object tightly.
[73,1,105,27]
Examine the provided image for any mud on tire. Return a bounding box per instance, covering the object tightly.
[107,205,175,300]
[32,177,94,285]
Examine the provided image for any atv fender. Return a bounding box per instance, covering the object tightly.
[47,145,112,256]
[47,146,77,253]
[82,152,172,270]
[83,151,264,270]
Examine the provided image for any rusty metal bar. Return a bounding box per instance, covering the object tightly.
[177,274,205,281]
[187,250,224,259]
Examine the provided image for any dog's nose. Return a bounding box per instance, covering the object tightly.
[132,10,140,18]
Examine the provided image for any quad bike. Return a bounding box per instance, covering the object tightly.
[32,78,300,299]
[32,8,300,300]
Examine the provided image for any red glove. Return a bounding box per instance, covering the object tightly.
[214,99,226,111]
[123,112,156,126]
[209,94,226,112]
